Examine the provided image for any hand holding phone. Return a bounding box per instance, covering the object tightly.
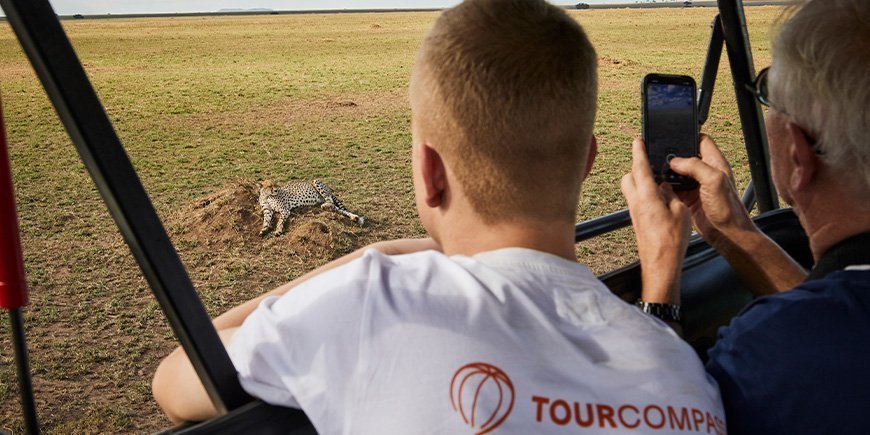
[641,73,699,190]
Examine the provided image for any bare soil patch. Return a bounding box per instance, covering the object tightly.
[325,100,358,109]
[599,55,633,67]
[169,180,371,262]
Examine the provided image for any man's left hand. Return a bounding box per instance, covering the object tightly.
[621,138,692,304]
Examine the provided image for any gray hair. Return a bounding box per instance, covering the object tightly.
[769,0,870,196]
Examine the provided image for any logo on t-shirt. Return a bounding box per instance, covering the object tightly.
[450,362,515,434]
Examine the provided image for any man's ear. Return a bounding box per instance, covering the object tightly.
[419,143,447,208]
[582,135,598,181]
[785,122,819,192]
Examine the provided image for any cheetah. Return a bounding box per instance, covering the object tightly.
[257,179,365,236]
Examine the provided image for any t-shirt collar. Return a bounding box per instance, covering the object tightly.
[465,247,593,277]
[806,232,870,281]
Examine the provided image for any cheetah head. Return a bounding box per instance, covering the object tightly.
[257,179,276,191]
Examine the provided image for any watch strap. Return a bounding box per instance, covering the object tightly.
[635,300,682,323]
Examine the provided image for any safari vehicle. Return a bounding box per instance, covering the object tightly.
[0,0,811,433]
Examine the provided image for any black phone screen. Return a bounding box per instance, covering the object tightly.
[643,76,698,189]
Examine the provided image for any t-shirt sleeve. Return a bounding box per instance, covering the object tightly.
[226,250,382,411]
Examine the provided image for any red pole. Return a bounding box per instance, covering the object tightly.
[0,96,28,309]
[0,94,40,434]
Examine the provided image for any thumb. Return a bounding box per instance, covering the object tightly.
[669,156,722,187]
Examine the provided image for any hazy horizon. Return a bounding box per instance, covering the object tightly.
[4,0,682,16]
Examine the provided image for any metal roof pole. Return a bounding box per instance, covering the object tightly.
[698,15,724,127]
[0,0,252,413]
[717,0,778,212]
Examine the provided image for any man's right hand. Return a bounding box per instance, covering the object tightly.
[669,134,757,250]
[669,135,807,295]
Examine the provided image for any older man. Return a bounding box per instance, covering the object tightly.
[624,0,870,433]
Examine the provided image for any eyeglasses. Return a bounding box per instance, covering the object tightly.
[747,66,774,108]
[747,66,824,155]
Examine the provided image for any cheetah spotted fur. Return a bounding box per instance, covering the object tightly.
[257,179,365,236]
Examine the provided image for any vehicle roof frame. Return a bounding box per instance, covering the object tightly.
[0,0,776,431]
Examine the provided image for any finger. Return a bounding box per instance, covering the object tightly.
[662,186,690,226]
[630,138,657,193]
[666,191,681,214]
[661,185,680,210]
[668,198,690,234]
[668,155,726,188]
[698,134,735,182]
[674,189,697,206]
[620,172,636,204]
[661,183,682,208]
[662,191,686,215]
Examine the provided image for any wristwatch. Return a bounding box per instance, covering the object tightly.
[635,300,682,323]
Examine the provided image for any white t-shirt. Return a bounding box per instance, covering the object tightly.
[228,248,725,435]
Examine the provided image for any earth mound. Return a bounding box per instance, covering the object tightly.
[168,180,367,259]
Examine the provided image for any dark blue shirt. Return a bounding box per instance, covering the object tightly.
[706,233,870,435]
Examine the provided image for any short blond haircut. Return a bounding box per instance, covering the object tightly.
[770,0,870,197]
[411,0,598,223]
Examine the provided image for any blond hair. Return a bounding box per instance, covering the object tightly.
[411,0,598,223]
[770,0,870,197]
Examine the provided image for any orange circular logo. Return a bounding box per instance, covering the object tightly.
[450,362,515,434]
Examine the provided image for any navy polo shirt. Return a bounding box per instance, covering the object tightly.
[706,232,870,435]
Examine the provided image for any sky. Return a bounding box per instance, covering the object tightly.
[34,0,628,15]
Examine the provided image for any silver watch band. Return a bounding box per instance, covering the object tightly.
[635,300,682,323]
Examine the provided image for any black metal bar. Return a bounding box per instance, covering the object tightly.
[741,179,756,212]
[717,0,778,212]
[0,0,251,413]
[575,209,632,243]
[698,15,724,126]
[9,308,39,435]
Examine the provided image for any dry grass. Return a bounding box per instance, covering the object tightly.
[0,6,782,432]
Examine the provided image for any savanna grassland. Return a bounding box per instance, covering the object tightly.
[0,6,781,432]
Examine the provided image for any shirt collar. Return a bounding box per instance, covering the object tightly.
[806,232,870,281]
[467,247,592,277]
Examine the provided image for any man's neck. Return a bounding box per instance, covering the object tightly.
[797,188,870,262]
[435,215,578,262]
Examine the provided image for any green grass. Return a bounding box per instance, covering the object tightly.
[0,7,782,432]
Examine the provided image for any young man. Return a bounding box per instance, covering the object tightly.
[624,0,870,433]
[154,0,724,433]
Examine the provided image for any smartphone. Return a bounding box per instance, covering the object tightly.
[641,73,699,190]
